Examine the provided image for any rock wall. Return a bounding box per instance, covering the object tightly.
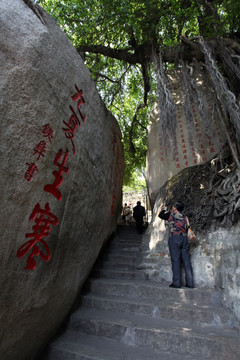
[0,1,124,359]
[139,207,240,325]
[144,66,240,323]
[139,162,240,326]
[146,69,227,205]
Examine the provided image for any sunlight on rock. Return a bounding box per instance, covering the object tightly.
[122,328,136,346]
[152,306,161,318]
[182,327,192,332]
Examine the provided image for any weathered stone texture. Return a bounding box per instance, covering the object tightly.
[140,214,240,323]
[0,1,124,359]
[139,172,240,325]
[144,68,239,324]
[146,71,227,205]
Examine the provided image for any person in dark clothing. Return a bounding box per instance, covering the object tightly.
[158,202,194,289]
[133,201,146,234]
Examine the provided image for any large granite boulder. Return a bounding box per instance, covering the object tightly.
[0,1,124,359]
[146,69,227,205]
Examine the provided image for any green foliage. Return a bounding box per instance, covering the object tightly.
[123,169,146,192]
[217,0,240,35]
[37,0,238,188]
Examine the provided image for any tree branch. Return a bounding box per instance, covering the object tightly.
[77,44,139,65]
[129,104,147,156]
[23,0,45,24]
[78,38,240,67]
[94,72,120,84]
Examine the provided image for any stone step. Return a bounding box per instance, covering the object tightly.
[115,234,143,240]
[95,260,136,271]
[100,249,140,258]
[80,293,236,328]
[136,255,171,267]
[112,235,143,242]
[68,307,240,360]
[114,236,144,242]
[136,262,173,283]
[84,278,222,306]
[91,268,142,280]
[106,243,141,251]
[103,243,140,253]
[45,330,208,360]
[114,238,142,244]
[100,253,137,263]
[115,229,142,240]
[141,241,169,250]
[108,243,142,250]
[115,225,144,233]
[42,225,240,360]
[108,237,142,244]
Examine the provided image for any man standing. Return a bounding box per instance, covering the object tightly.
[133,201,146,234]
[158,202,194,289]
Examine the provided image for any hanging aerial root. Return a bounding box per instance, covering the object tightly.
[152,46,177,155]
[199,37,240,144]
[212,168,240,223]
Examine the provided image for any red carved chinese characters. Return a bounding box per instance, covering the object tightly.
[24,124,54,182]
[42,124,54,144]
[159,133,165,162]
[72,85,86,123]
[17,203,59,270]
[44,149,69,201]
[62,85,86,155]
[25,163,39,182]
[20,85,85,270]
[34,140,47,161]
[175,111,183,168]
[62,106,80,156]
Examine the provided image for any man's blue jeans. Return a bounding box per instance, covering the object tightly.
[168,234,194,287]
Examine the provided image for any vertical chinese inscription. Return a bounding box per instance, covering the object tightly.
[62,85,86,156]
[17,203,58,270]
[18,85,86,270]
[44,149,70,201]
[24,124,54,182]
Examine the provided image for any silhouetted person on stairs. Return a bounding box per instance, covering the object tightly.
[133,201,146,234]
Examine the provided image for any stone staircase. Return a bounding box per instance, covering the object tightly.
[42,225,240,360]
